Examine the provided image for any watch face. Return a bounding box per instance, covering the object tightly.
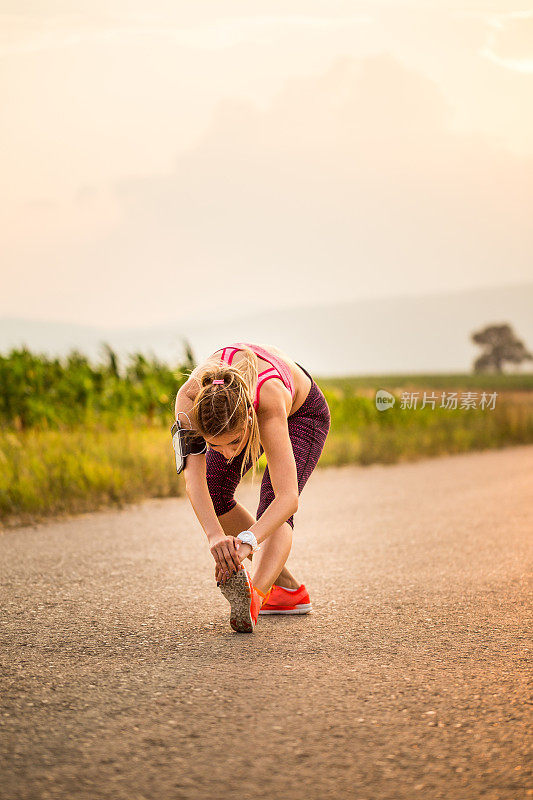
[239,532,256,549]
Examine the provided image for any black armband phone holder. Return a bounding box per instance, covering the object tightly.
[170,413,207,475]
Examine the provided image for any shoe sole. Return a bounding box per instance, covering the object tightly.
[259,603,313,615]
[219,569,255,632]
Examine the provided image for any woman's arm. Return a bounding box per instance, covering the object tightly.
[174,383,242,577]
[182,453,222,540]
[244,382,299,547]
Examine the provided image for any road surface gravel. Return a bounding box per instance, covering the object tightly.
[1,445,532,800]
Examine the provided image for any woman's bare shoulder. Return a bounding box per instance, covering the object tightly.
[175,370,203,418]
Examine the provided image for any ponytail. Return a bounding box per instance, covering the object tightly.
[185,346,262,481]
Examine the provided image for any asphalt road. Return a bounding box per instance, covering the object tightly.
[1,445,532,800]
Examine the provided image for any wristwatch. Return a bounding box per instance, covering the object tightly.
[236,530,261,552]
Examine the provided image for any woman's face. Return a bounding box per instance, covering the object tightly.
[205,424,249,462]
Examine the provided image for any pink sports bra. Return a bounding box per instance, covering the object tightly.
[212,342,296,411]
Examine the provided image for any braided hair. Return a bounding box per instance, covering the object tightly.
[185,345,262,481]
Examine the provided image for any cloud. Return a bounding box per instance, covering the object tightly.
[479,10,533,73]
[3,53,532,325]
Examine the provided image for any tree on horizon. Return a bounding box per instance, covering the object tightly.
[471,323,533,373]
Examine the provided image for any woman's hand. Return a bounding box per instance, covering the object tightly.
[209,534,242,583]
[212,537,253,584]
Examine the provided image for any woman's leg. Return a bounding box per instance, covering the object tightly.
[205,442,252,519]
[253,377,331,594]
[247,522,294,595]
[217,501,301,589]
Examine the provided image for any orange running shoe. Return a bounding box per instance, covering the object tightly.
[258,583,312,615]
[218,568,265,632]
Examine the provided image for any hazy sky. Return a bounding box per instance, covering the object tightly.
[1,1,532,327]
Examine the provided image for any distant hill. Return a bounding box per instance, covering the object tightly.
[1,283,532,376]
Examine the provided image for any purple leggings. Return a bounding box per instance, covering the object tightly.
[205,363,331,530]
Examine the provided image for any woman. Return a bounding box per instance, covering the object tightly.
[173,341,331,633]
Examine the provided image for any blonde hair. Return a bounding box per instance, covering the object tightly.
[183,345,262,481]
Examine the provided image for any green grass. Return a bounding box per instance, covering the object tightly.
[319,376,533,466]
[320,397,533,467]
[1,373,532,528]
[317,372,533,392]
[0,425,183,527]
